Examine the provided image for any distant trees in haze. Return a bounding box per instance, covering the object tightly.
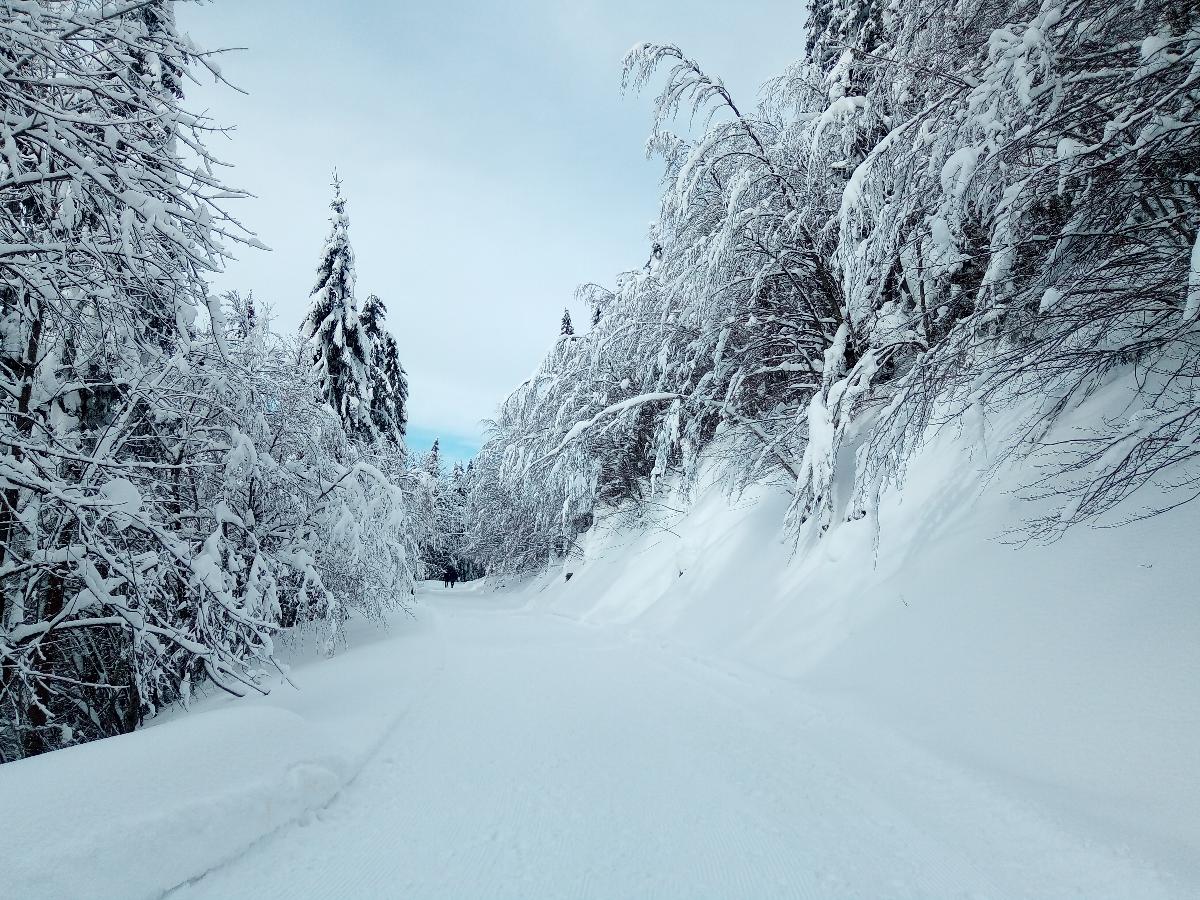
[412,441,480,581]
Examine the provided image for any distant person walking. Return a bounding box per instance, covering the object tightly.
[443,565,459,589]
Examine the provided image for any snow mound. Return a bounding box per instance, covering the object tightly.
[0,611,442,900]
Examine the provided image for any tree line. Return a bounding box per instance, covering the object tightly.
[0,1,427,762]
[463,0,1199,573]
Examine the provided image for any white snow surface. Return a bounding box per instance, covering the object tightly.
[3,401,1198,899]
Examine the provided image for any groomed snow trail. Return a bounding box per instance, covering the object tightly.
[171,585,1183,900]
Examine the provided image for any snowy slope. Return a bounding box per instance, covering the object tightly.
[519,400,1200,887]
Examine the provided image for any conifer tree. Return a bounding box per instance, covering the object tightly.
[424,439,443,479]
[227,291,258,339]
[359,294,409,443]
[244,294,258,337]
[300,175,374,441]
[561,308,575,336]
[360,292,385,347]
[380,335,409,438]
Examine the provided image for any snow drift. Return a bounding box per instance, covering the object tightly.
[513,396,1200,888]
[1,616,443,900]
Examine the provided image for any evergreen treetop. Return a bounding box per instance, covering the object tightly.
[300,174,374,441]
[359,293,409,444]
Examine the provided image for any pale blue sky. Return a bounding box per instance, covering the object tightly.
[178,0,808,459]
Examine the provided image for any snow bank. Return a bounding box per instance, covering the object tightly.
[1,610,442,900]
[516,394,1200,887]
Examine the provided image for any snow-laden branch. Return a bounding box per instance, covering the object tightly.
[532,393,684,467]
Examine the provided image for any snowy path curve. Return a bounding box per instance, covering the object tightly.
[171,585,1184,900]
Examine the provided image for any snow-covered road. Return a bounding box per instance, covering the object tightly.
[170,584,1185,900]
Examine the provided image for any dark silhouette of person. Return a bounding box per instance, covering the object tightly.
[443,565,458,589]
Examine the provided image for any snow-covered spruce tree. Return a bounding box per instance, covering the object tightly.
[359,294,409,444]
[379,335,410,438]
[300,176,375,444]
[560,308,575,336]
[422,439,441,479]
[229,291,259,340]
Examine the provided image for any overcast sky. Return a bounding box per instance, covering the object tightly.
[178,1,808,461]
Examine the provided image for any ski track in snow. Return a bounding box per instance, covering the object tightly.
[168,584,1184,900]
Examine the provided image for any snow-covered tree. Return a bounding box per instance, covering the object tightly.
[359,294,409,444]
[412,440,447,574]
[0,8,415,762]
[0,0,261,759]
[423,439,443,479]
[443,461,479,579]
[560,308,575,336]
[300,176,374,443]
[466,0,1200,573]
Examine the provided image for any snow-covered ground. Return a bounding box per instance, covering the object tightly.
[2,607,445,900]
[126,578,1160,900]
[2,582,1174,899]
[3,406,1197,899]
[3,580,1195,898]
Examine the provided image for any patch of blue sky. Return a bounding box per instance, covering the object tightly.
[406,425,481,467]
